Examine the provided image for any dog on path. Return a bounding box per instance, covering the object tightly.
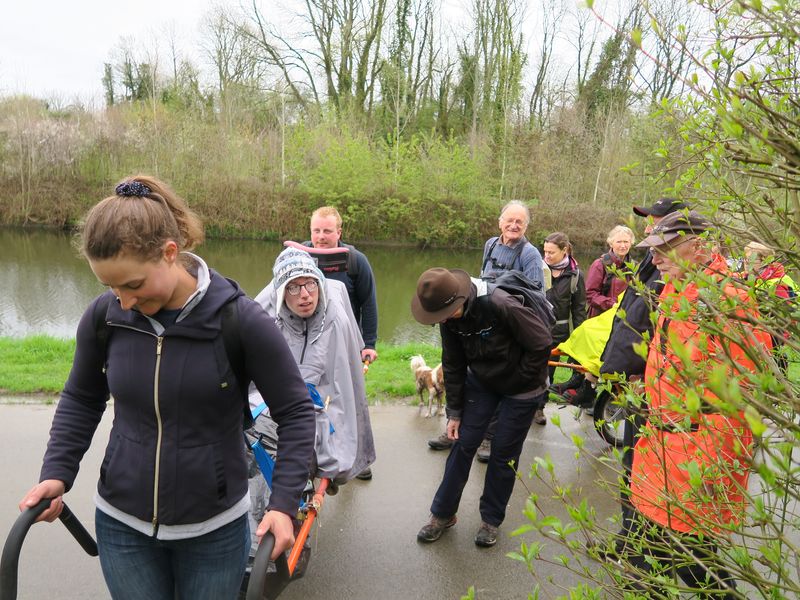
[411,355,445,417]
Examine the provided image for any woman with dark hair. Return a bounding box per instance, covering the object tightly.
[18,175,315,600]
[543,233,587,402]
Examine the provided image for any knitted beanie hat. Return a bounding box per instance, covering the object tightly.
[272,246,326,316]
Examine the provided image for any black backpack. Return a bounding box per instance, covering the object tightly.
[479,270,556,329]
[92,294,252,427]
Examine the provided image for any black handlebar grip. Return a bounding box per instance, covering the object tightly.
[1,498,51,600]
[58,504,98,557]
[246,532,290,600]
[1,499,99,600]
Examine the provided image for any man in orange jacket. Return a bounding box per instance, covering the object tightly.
[623,211,772,598]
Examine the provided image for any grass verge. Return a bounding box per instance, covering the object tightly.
[0,336,75,395]
[0,336,440,403]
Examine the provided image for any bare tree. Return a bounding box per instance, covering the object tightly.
[632,0,701,104]
[529,0,567,128]
[569,1,602,94]
[239,0,388,116]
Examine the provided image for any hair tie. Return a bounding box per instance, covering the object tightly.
[115,181,152,197]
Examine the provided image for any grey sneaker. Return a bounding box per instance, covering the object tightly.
[427,431,453,451]
[533,408,547,425]
[475,522,498,547]
[417,514,457,543]
[476,439,491,463]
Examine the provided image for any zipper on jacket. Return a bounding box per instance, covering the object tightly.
[152,336,164,536]
[299,321,309,364]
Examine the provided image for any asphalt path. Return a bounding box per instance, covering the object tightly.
[0,401,620,599]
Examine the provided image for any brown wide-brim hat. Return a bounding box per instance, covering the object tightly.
[636,210,710,248]
[411,268,472,325]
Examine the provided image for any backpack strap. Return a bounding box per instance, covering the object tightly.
[481,238,500,273]
[341,242,360,277]
[220,300,252,428]
[93,294,114,371]
[481,237,527,274]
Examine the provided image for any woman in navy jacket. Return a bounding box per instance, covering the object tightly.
[18,175,315,600]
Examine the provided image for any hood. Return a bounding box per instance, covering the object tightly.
[104,254,243,341]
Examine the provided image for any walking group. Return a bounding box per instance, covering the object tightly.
[16,174,791,599]
[409,198,788,599]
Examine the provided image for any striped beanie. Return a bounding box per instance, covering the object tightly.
[272,246,326,315]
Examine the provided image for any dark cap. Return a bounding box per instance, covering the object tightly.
[411,268,472,325]
[632,197,688,217]
[636,210,710,248]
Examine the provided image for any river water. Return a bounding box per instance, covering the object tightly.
[0,228,482,345]
[0,228,599,344]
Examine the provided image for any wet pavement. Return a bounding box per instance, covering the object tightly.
[0,401,620,599]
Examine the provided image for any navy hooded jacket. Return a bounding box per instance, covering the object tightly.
[40,269,315,531]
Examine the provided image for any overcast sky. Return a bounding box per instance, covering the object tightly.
[1,1,610,107]
[0,0,219,105]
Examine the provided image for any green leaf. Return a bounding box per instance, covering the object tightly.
[744,406,767,437]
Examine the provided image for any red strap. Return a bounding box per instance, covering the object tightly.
[283,240,349,256]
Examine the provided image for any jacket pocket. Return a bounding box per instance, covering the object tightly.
[97,432,148,518]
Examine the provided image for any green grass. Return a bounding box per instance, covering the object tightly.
[365,342,442,401]
[0,335,75,394]
[5,335,795,405]
[0,335,439,403]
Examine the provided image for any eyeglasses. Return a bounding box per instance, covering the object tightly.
[286,280,318,296]
[648,236,695,256]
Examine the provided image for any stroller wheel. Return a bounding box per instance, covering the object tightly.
[593,391,627,448]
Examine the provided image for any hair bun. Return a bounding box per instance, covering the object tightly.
[115,181,152,197]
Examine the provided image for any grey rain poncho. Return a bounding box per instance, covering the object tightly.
[251,274,376,483]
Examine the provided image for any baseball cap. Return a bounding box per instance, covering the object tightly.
[632,197,688,217]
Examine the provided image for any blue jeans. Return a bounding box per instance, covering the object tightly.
[431,372,542,526]
[95,509,250,600]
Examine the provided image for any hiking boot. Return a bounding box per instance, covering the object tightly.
[428,431,453,451]
[533,408,547,425]
[326,480,340,496]
[561,380,596,408]
[417,514,457,543]
[550,371,585,395]
[476,439,491,463]
[355,467,372,480]
[474,522,498,547]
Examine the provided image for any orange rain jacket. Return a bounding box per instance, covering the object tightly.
[630,256,772,534]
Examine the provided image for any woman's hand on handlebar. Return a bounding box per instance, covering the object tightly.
[19,480,66,522]
[256,510,295,560]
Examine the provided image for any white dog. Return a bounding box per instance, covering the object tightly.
[411,355,445,417]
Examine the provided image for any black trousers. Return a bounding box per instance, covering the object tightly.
[619,405,647,533]
[622,515,739,599]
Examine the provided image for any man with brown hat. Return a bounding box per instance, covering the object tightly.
[411,267,552,547]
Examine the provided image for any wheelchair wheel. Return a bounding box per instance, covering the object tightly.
[593,390,627,448]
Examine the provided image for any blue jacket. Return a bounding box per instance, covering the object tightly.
[40,269,315,532]
[480,236,545,289]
